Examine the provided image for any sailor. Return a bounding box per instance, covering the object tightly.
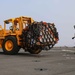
[72,25,75,47]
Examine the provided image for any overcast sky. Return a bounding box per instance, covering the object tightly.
[0,0,75,47]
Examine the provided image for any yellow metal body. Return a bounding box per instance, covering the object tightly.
[0,16,34,48]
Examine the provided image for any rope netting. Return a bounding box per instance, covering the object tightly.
[22,22,59,50]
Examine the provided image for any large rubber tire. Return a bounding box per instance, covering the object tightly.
[28,46,42,54]
[2,36,20,55]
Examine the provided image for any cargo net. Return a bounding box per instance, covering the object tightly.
[22,22,59,50]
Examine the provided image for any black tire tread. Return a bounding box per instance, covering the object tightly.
[2,36,19,55]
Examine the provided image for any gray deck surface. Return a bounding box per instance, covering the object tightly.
[0,47,75,75]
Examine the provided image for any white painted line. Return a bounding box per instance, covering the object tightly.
[62,49,75,52]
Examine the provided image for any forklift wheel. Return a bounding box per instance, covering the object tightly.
[2,36,20,55]
[28,46,42,54]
